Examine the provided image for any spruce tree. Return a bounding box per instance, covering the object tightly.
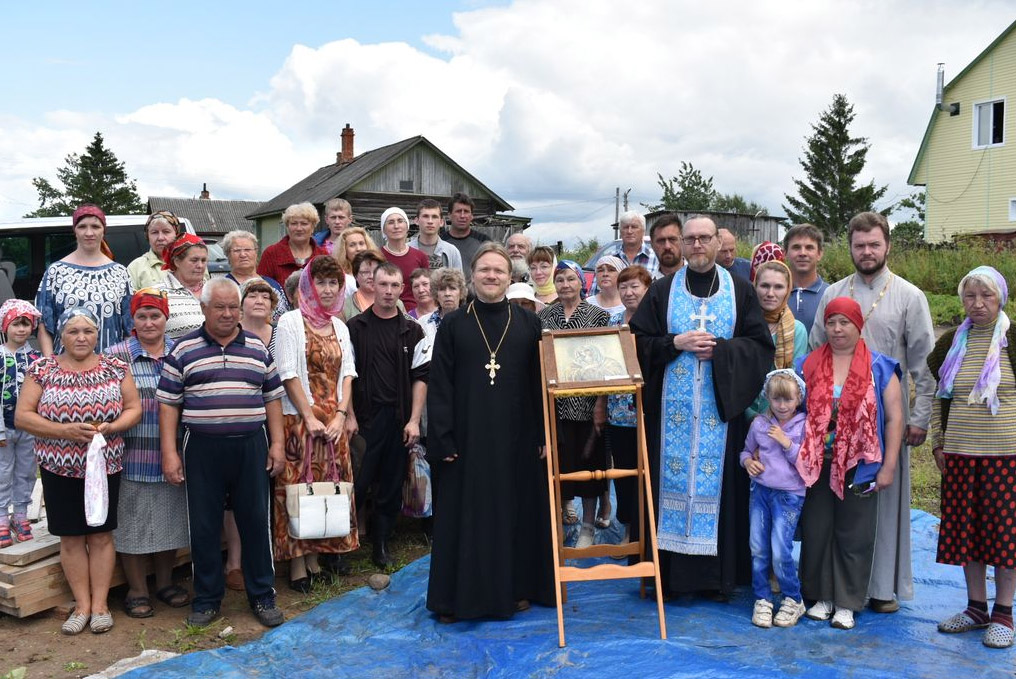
[26,132,146,217]
[782,94,888,240]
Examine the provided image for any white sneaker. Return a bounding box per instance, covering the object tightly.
[805,600,834,621]
[773,597,807,627]
[575,524,595,549]
[831,607,855,630]
[752,598,774,628]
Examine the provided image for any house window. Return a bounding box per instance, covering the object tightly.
[1009,198,1016,222]
[973,98,1005,148]
[399,180,414,192]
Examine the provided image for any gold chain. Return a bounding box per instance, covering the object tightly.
[470,301,512,385]
[848,272,894,322]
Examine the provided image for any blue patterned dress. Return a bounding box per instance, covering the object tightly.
[35,261,133,353]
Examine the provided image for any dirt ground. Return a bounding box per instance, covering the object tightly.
[0,522,431,679]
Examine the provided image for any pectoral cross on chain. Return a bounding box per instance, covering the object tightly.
[689,299,716,331]
[485,352,501,385]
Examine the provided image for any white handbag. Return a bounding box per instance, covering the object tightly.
[285,436,353,539]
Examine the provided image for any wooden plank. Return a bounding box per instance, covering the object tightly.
[0,554,62,586]
[26,478,43,522]
[0,549,194,617]
[0,524,59,566]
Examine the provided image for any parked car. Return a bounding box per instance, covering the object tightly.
[0,215,229,303]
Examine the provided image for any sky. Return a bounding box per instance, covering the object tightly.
[1,0,1012,246]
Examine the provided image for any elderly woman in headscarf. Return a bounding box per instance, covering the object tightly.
[928,266,1016,649]
[746,259,808,420]
[105,289,190,618]
[35,205,133,356]
[538,260,610,549]
[127,211,189,291]
[586,255,626,316]
[796,297,903,631]
[157,233,209,340]
[273,255,359,591]
[16,307,141,634]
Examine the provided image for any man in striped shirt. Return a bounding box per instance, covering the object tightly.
[157,277,286,629]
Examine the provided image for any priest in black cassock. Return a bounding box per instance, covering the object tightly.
[630,216,774,599]
[426,242,555,621]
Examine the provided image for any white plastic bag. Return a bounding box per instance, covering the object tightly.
[84,432,108,527]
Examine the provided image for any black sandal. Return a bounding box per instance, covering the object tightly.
[155,584,191,608]
[124,596,154,618]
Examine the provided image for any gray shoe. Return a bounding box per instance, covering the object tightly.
[186,609,220,627]
[253,601,284,628]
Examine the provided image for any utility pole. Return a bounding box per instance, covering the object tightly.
[614,187,620,240]
[623,188,631,212]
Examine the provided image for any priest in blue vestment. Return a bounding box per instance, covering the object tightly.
[630,216,774,598]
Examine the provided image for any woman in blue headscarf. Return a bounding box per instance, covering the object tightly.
[928,266,1016,649]
[538,260,611,549]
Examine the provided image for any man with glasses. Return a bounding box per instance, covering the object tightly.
[631,215,773,601]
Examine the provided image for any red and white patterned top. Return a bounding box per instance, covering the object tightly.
[28,355,127,478]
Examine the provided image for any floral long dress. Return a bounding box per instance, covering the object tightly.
[272,325,359,559]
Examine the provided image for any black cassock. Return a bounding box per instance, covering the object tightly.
[629,267,774,596]
[426,298,555,619]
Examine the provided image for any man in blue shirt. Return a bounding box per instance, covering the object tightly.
[717,228,751,281]
[783,223,829,333]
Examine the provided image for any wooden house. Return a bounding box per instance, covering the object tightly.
[909,21,1016,243]
[247,125,529,247]
[644,209,787,245]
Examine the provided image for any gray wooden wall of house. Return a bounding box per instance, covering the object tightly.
[645,211,785,245]
[350,147,488,198]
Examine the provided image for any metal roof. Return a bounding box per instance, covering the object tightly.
[148,197,263,234]
[246,135,513,219]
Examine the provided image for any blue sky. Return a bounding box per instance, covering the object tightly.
[4,1,471,116]
[1,2,1012,245]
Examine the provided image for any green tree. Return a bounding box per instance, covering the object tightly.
[649,162,716,211]
[26,132,146,217]
[890,190,926,247]
[711,192,767,215]
[897,190,926,223]
[782,94,888,241]
[563,237,601,266]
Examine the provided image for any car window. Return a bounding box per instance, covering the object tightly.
[0,236,31,281]
[44,234,76,267]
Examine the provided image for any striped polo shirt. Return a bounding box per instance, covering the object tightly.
[156,324,283,436]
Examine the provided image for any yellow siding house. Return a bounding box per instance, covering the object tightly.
[909,21,1016,242]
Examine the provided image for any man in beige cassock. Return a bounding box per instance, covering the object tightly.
[809,211,935,613]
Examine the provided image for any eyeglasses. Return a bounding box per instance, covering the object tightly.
[682,235,715,246]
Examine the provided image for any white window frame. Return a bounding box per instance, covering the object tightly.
[972,97,1006,149]
[1009,198,1016,222]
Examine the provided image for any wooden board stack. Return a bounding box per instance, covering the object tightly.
[0,481,192,618]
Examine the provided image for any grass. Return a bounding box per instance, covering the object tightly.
[909,440,940,516]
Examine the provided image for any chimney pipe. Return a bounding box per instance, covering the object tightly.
[339,124,354,164]
[200,182,210,200]
[936,64,960,116]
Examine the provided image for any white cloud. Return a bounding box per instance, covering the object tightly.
[1,0,1012,250]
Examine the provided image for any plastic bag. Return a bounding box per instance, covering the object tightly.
[402,443,432,518]
[84,432,108,527]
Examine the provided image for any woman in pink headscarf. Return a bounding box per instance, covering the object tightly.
[273,255,359,591]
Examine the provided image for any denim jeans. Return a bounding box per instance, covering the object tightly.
[749,482,804,601]
[0,429,37,517]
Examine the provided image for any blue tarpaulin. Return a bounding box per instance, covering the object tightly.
[124,511,1015,679]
